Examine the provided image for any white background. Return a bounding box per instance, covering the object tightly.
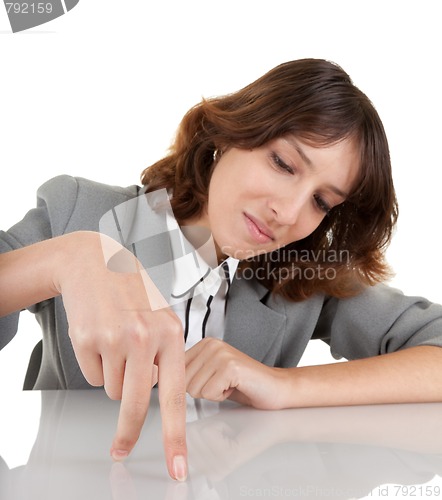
[1,0,441,384]
[0,0,441,471]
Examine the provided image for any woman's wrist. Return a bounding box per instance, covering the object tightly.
[239,365,296,410]
[50,231,104,295]
[270,367,299,409]
[0,231,103,316]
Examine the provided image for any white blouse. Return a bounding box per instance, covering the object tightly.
[165,209,239,349]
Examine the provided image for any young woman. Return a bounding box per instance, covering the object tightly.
[1,59,442,482]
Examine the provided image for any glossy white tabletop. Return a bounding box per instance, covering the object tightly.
[1,389,442,500]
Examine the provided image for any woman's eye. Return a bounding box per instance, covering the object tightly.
[271,153,294,174]
[314,194,331,215]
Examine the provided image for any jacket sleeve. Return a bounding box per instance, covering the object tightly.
[0,175,77,349]
[0,176,80,350]
[313,284,442,360]
[0,175,140,353]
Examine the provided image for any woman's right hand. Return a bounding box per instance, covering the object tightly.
[0,231,187,481]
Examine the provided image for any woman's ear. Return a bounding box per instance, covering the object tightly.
[213,149,223,163]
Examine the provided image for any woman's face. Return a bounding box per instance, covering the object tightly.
[199,135,360,261]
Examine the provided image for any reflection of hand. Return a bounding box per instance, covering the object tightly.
[186,401,442,492]
[186,404,302,483]
[188,397,442,484]
[110,462,189,500]
[187,415,244,482]
[185,338,287,409]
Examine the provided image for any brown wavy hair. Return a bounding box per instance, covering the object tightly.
[141,58,398,301]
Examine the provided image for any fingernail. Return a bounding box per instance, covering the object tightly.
[111,449,129,461]
[173,455,187,482]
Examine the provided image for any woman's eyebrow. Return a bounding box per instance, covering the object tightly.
[284,137,314,169]
[283,137,349,199]
[325,183,348,199]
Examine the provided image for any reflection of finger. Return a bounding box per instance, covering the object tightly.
[110,462,138,500]
[187,420,238,482]
[164,481,189,500]
[111,353,154,460]
[157,334,187,481]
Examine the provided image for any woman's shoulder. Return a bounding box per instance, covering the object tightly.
[37,175,140,203]
[36,175,141,235]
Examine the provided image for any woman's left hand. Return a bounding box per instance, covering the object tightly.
[185,338,287,409]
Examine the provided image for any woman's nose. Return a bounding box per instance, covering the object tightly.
[269,193,306,226]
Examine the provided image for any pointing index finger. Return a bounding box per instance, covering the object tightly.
[157,332,188,481]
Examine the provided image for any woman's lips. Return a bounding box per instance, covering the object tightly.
[244,213,275,243]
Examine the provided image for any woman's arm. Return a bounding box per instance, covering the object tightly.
[185,337,442,409]
[0,234,63,316]
[0,231,187,481]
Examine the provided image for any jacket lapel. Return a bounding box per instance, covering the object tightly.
[223,275,287,364]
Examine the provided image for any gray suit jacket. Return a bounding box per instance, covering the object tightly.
[2,176,442,389]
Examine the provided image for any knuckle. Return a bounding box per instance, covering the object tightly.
[69,327,94,350]
[202,337,222,350]
[126,326,146,347]
[162,314,184,339]
[226,357,239,373]
[198,337,226,358]
[188,387,200,399]
[200,387,210,400]
[101,332,121,352]
[186,387,196,398]
[123,321,153,350]
[200,387,220,402]
[125,311,182,346]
